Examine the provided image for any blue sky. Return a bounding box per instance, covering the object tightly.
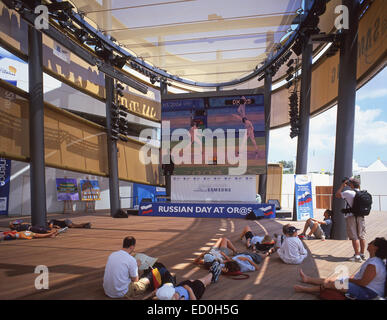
[269,66,387,172]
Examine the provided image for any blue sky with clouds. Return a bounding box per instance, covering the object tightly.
[269,66,387,172]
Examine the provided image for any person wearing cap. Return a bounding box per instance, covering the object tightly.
[156,262,222,300]
[193,237,238,268]
[299,209,333,240]
[277,226,308,265]
[103,236,141,298]
[335,177,366,263]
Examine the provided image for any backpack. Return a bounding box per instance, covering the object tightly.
[245,210,257,220]
[350,190,372,217]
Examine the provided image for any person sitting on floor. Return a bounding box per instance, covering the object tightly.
[299,209,333,240]
[193,237,238,268]
[155,261,222,300]
[294,237,387,300]
[277,226,308,265]
[1,229,59,241]
[103,236,141,299]
[48,219,91,229]
[274,224,291,250]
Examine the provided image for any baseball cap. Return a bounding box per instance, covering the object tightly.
[286,226,299,235]
[156,283,175,300]
[203,253,215,264]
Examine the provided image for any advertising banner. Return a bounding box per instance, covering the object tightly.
[139,202,275,219]
[295,175,314,221]
[0,158,11,215]
[171,175,256,202]
[55,178,79,201]
[80,179,101,201]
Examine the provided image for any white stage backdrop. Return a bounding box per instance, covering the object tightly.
[171,176,256,202]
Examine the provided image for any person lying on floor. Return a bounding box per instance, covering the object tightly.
[9,219,54,234]
[239,225,274,251]
[193,237,238,268]
[0,229,59,241]
[222,251,269,273]
[48,219,91,229]
[155,261,222,300]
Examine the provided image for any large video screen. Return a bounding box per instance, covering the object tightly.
[161,91,266,175]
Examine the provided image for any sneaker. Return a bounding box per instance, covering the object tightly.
[58,227,68,234]
[360,254,366,261]
[209,261,221,283]
[348,255,362,263]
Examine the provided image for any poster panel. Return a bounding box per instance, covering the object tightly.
[171,175,256,202]
[79,179,101,201]
[56,178,79,201]
[295,174,314,221]
[0,158,11,215]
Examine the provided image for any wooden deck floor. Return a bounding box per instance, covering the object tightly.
[0,209,386,300]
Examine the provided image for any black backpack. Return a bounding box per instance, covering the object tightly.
[351,190,372,217]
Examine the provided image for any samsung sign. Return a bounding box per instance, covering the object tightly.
[139,202,275,219]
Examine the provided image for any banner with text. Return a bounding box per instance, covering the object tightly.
[0,158,11,215]
[171,175,256,202]
[139,202,275,219]
[295,175,314,221]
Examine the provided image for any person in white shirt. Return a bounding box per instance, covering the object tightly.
[103,236,140,298]
[335,177,366,262]
[294,237,387,300]
[277,226,308,265]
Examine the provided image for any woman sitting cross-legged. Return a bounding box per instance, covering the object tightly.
[294,237,387,300]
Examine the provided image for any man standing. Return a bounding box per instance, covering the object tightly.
[335,177,366,262]
[103,236,140,298]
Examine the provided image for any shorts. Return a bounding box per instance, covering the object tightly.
[15,231,34,240]
[126,278,150,297]
[244,231,254,240]
[347,283,378,300]
[177,280,206,300]
[346,216,366,240]
[308,221,324,239]
[217,247,232,256]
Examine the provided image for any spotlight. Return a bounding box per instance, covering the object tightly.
[74,29,89,43]
[46,1,74,12]
[257,74,265,82]
[287,59,294,67]
[112,55,128,69]
[286,81,293,89]
[95,43,111,60]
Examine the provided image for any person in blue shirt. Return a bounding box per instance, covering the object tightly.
[299,209,333,240]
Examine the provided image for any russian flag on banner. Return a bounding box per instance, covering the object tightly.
[298,192,312,206]
[260,206,274,216]
[140,204,153,214]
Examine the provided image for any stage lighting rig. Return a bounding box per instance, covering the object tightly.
[289,91,300,139]
[112,55,128,69]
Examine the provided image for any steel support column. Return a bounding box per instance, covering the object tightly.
[292,38,313,221]
[105,75,121,217]
[331,0,360,239]
[258,71,272,203]
[28,25,47,227]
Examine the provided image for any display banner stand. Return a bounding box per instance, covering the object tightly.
[84,200,96,213]
[63,200,74,214]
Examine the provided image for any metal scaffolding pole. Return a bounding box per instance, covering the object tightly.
[105,75,121,217]
[258,71,272,203]
[331,0,360,239]
[28,25,47,227]
[292,37,313,221]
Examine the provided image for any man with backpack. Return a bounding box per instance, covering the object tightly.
[336,177,372,263]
